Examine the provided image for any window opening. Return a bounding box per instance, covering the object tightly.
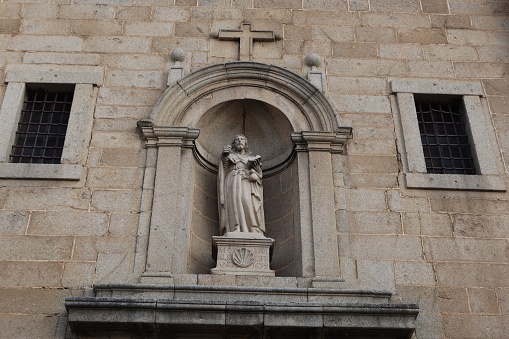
[415,96,476,175]
[10,85,74,164]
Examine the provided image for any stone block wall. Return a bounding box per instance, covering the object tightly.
[0,0,508,338]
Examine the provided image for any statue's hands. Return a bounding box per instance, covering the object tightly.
[222,145,231,156]
[249,156,261,169]
[250,158,260,168]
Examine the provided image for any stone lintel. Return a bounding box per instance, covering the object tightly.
[292,129,352,154]
[137,120,200,148]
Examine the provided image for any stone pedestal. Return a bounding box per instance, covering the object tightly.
[211,235,275,276]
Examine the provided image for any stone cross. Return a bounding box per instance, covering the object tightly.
[213,23,278,61]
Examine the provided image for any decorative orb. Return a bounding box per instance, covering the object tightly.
[170,48,185,62]
[305,53,322,67]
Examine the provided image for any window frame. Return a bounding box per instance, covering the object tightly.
[391,79,506,191]
[0,65,102,180]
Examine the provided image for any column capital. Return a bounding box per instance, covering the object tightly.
[291,128,352,154]
[138,120,200,148]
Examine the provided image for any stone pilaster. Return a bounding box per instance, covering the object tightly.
[292,129,351,286]
[138,121,199,283]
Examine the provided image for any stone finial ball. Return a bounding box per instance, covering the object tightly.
[305,53,322,67]
[170,48,186,62]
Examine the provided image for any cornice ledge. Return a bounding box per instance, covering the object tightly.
[292,128,352,154]
[138,120,200,148]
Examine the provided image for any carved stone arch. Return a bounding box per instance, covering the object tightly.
[150,62,340,132]
[136,62,351,284]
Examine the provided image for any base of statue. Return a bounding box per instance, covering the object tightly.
[211,234,275,276]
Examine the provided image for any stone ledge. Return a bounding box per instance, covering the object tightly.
[65,284,418,338]
[0,163,83,180]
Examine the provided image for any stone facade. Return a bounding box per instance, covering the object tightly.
[0,0,508,338]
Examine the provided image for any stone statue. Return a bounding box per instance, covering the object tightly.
[218,134,266,237]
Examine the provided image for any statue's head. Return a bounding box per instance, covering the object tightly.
[231,134,250,153]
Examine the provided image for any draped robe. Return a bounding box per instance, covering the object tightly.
[218,152,265,235]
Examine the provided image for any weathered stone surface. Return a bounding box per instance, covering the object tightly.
[347,139,397,156]
[125,22,175,36]
[436,263,509,288]
[84,36,150,53]
[23,52,101,65]
[483,79,509,96]
[5,188,90,211]
[424,238,509,263]
[96,87,161,106]
[59,4,115,19]
[346,155,399,173]
[394,262,435,286]
[379,44,423,60]
[28,211,109,236]
[115,6,152,21]
[430,197,509,214]
[331,94,391,113]
[0,211,29,235]
[348,0,369,11]
[9,35,83,52]
[468,288,502,314]
[361,13,431,28]
[95,253,131,283]
[449,1,509,16]
[0,19,21,34]
[348,211,401,234]
[431,14,472,29]
[72,20,122,35]
[87,167,143,189]
[442,314,509,339]
[346,188,387,211]
[0,261,62,287]
[254,0,301,9]
[402,212,453,236]
[0,287,79,314]
[62,262,96,287]
[350,235,423,260]
[0,235,73,260]
[0,315,62,339]
[0,4,21,18]
[91,189,141,212]
[370,0,421,13]
[327,59,408,77]
[452,214,509,238]
[357,260,395,291]
[423,45,479,61]
[105,70,164,88]
[355,27,397,42]
[72,236,135,261]
[421,0,449,13]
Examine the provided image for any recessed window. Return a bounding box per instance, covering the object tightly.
[0,65,103,180]
[10,85,75,164]
[391,79,505,191]
[414,95,476,175]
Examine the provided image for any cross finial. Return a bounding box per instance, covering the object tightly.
[211,22,279,61]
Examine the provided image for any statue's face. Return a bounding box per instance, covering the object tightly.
[233,135,247,151]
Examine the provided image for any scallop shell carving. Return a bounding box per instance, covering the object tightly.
[232,248,254,268]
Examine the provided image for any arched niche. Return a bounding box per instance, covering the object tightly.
[136,62,351,284]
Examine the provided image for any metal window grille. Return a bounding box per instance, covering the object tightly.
[415,97,476,175]
[10,86,74,164]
